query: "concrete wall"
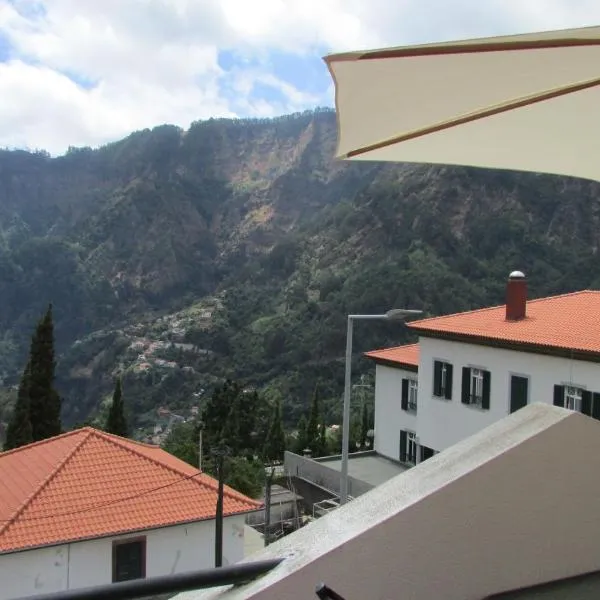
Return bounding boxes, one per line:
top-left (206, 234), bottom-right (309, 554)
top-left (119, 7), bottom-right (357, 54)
top-left (373, 364), bottom-right (418, 461)
top-left (417, 336), bottom-right (600, 451)
top-left (0, 516), bottom-right (246, 600)
top-left (283, 452), bottom-right (372, 498)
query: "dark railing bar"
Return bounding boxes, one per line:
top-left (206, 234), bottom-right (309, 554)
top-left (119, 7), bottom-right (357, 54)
top-left (315, 583), bottom-right (347, 600)
top-left (13, 559), bottom-right (284, 600)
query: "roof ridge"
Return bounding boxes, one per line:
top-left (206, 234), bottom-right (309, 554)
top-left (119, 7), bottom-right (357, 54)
top-left (0, 427), bottom-right (89, 458)
top-left (89, 427), bottom-right (166, 450)
top-left (0, 429), bottom-right (93, 539)
top-left (408, 289), bottom-right (595, 327)
top-left (88, 429), bottom-right (258, 507)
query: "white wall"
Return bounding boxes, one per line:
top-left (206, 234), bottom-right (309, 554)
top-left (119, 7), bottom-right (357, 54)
top-left (0, 515), bottom-right (246, 600)
top-left (373, 364), bottom-right (418, 461)
top-left (418, 336), bottom-right (600, 451)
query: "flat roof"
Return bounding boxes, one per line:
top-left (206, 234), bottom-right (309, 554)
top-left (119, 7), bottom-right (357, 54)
top-left (318, 453), bottom-right (410, 488)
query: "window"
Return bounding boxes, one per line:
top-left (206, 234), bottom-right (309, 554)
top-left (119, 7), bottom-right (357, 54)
top-left (554, 384), bottom-right (595, 416)
top-left (564, 386), bottom-right (582, 411)
top-left (400, 430), bottom-right (417, 464)
top-left (470, 368), bottom-right (484, 404)
top-left (113, 538), bottom-right (146, 583)
top-left (433, 361), bottom-right (453, 399)
top-left (408, 380), bottom-right (418, 412)
top-left (401, 378), bottom-right (418, 412)
top-left (461, 367), bottom-right (491, 409)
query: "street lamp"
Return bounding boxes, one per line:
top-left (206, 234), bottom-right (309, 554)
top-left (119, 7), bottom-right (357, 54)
top-left (340, 308), bottom-right (422, 505)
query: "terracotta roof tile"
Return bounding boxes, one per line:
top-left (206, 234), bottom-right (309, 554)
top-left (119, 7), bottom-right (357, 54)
top-left (407, 290), bottom-right (600, 353)
top-left (364, 343), bottom-right (420, 368)
top-left (0, 428), bottom-right (261, 553)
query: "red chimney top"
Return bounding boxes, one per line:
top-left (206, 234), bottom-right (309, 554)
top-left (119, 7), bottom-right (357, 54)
top-left (506, 271), bottom-right (527, 321)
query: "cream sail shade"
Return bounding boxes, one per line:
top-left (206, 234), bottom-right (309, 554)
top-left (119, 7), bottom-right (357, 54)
top-left (325, 25), bottom-right (600, 182)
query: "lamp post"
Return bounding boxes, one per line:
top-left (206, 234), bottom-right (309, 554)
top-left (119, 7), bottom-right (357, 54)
top-left (340, 309), bottom-right (422, 505)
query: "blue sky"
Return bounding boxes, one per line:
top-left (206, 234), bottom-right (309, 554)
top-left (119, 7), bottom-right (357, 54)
top-left (1, 0), bottom-right (600, 155)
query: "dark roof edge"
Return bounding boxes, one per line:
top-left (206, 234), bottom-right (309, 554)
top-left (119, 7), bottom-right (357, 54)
top-left (365, 356), bottom-right (419, 372)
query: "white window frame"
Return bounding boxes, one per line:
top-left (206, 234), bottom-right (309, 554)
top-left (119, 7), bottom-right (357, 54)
top-left (408, 379), bottom-right (418, 412)
top-left (470, 368), bottom-right (484, 406)
top-left (406, 431), bottom-right (417, 465)
top-left (564, 385), bottom-right (583, 412)
top-left (440, 363), bottom-right (448, 395)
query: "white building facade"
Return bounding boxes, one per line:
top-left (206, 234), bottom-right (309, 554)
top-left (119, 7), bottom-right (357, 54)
top-left (367, 273), bottom-right (600, 464)
top-left (0, 516), bottom-right (246, 600)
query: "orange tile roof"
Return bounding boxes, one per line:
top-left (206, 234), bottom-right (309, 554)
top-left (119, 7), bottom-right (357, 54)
top-left (407, 290), bottom-right (600, 354)
top-left (364, 343), bottom-right (420, 368)
top-left (0, 428), bottom-right (261, 553)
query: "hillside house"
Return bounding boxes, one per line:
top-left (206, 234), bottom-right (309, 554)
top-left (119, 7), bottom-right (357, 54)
top-left (0, 428), bottom-right (261, 600)
top-left (367, 271), bottom-right (600, 465)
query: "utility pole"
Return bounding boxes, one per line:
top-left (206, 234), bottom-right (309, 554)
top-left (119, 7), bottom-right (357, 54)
top-left (264, 466), bottom-right (275, 547)
top-left (212, 443), bottom-right (231, 568)
top-left (198, 421), bottom-right (203, 470)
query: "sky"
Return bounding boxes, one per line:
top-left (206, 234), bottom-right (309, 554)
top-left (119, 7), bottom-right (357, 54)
top-left (1, 0), bottom-right (600, 155)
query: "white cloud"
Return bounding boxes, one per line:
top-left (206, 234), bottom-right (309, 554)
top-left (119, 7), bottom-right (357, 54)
top-left (1, 0), bottom-right (600, 154)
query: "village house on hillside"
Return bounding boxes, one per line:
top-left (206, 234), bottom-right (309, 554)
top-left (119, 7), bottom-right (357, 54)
top-left (285, 271), bottom-right (600, 506)
top-left (0, 428), bottom-right (261, 600)
top-left (367, 271), bottom-right (600, 466)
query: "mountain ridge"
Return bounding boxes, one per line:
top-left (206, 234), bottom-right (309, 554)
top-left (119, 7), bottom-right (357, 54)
top-left (1, 107), bottom-right (600, 434)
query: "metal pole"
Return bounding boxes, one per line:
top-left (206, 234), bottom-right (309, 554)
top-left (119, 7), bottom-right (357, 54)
top-left (198, 427), bottom-right (203, 470)
top-left (340, 316), bottom-right (353, 505)
top-left (215, 452), bottom-right (224, 567)
top-left (264, 466), bottom-right (274, 547)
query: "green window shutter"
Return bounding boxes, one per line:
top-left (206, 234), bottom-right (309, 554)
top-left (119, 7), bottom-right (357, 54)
top-left (581, 390), bottom-right (592, 416)
top-left (401, 379), bottom-right (409, 411)
top-left (592, 393), bottom-right (600, 420)
top-left (433, 361), bottom-right (442, 396)
top-left (510, 376), bottom-right (528, 413)
top-left (553, 385), bottom-right (564, 407)
top-left (482, 370), bottom-right (491, 410)
top-left (461, 367), bottom-right (471, 404)
top-left (445, 364), bottom-right (453, 400)
top-left (399, 430), bottom-right (407, 462)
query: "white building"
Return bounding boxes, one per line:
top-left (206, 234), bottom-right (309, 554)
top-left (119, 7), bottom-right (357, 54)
top-left (0, 427), bottom-right (261, 600)
top-left (366, 271), bottom-right (600, 464)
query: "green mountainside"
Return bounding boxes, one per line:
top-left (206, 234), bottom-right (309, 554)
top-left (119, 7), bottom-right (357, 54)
top-left (1, 108), bottom-right (600, 436)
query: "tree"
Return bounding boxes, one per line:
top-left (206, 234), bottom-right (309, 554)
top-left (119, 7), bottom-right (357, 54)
top-left (163, 422), bottom-right (199, 467)
top-left (105, 378), bottom-right (128, 437)
top-left (263, 399), bottom-right (286, 463)
top-left (319, 422), bottom-right (328, 456)
top-left (294, 415), bottom-right (308, 454)
top-left (28, 304), bottom-right (61, 441)
top-left (306, 385), bottom-right (320, 453)
top-left (360, 403), bottom-right (369, 448)
top-left (224, 457), bottom-right (264, 498)
top-left (4, 364), bottom-right (33, 450)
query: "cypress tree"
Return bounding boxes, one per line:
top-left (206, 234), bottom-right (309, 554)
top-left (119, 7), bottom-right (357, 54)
top-left (105, 377), bottom-right (128, 437)
top-left (294, 415), bottom-right (308, 454)
top-left (4, 363), bottom-right (33, 450)
top-left (306, 384), bottom-right (320, 452)
top-left (263, 399), bottom-right (286, 463)
top-left (27, 304), bottom-right (62, 441)
top-left (319, 421), bottom-right (328, 456)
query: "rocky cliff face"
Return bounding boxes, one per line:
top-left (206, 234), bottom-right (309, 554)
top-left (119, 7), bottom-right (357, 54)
top-left (1, 108), bottom-right (600, 432)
